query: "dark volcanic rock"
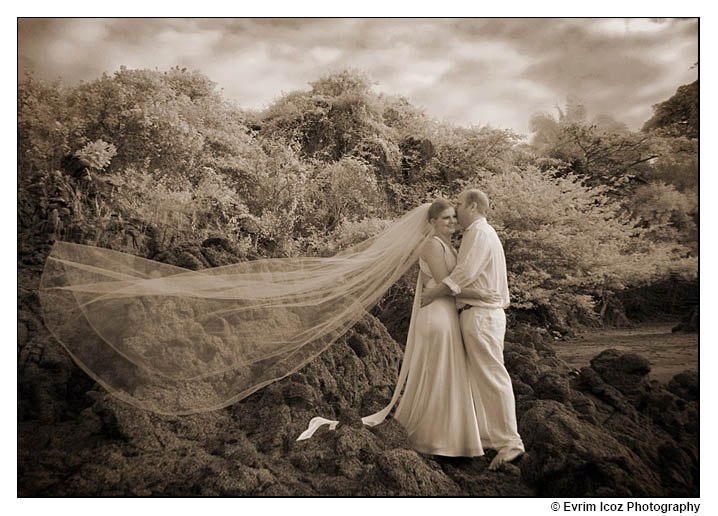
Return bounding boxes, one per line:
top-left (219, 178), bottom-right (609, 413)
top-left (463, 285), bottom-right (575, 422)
top-left (590, 349), bottom-right (651, 395)
top-left (667, 370), bottom-right (699, 402)
top-left (534, 371), bottom-right (571, 402)
top-left (200, 237), bottom-right (244, 267)
top-left (520, 399), bottom-right (662, 496)
top-left (18, 234), bottom-right (699, 497)
top-left (567, 392), bottom-right (598, 423)
top-left (673, 306), bottom-right (698, 333)
top-left (364, 449), bottom-right (463, 496)
top-left (153, 246), bottom-right (209, 270)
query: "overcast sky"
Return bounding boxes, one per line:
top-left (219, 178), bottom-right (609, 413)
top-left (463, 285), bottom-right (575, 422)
top-left (18, 18), bottom-right (698, 136)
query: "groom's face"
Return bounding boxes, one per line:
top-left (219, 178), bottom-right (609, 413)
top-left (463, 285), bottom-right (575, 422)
top-left (455, 193), bottom-right (470, 229)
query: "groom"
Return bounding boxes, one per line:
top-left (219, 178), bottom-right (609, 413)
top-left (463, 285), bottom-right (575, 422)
top-left (422, 189), bottom-right (525, 470)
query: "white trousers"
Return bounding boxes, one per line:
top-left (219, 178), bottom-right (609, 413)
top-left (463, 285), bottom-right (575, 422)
top-left (460, 307), bottom-right (524, 451)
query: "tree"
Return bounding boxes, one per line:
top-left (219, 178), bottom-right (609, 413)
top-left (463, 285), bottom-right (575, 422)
top-left (459, 167), bottom-right (696, 326)
top-left (529, 111), bottom-right (561, 153)
top-left (642, 80), bottom-right (698, 139)
top-left (625, 182), bottom-right (697, 254)
top-left (258, 69), bottom-right (401, 173)
top-left (18, 74), bottom-right (73, 174)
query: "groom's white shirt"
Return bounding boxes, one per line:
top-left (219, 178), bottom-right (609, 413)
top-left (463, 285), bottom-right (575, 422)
top-left (442, 217), bottom-right (510, 309)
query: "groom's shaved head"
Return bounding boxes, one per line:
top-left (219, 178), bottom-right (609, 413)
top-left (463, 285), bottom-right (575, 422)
top-left (462, 189), bottom-right (489, 215)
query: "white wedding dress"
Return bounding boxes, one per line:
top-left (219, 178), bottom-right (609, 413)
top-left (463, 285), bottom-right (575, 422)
top-left (296, 234), bottom-right (484, 457)
top-left (392, 236), bottom-right (484, 456)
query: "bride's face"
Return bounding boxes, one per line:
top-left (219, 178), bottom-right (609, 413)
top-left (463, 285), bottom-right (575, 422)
top-left (431, 207), bottom-right (457, 238)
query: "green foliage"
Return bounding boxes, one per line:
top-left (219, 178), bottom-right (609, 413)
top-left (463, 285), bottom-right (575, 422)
top-left (627, 182), bottom-right (698, 251)
top-left (426, 125), bottom-right (523, 186)
top-left (531, 117), bottom-right (658, 186)
top-left (18, 169), bottom-right (79, 233)
top-left (642, 136), bottom-right (698, 190)
top-left (461, 166), bottom-right (696, 326)
top-left (527, 94), bottom-right (698, 296)
top-left (74, 139), bottom-right (117, 171)
top-left (258, 69), bottom-right (403, 178)
top-left (465, 170), bottom-right (630, 305)
top-left (325, 217), bottom-right (392, 253)
top-left (309, 157), bottom-right (387, 231)
top-left (104, 167), bottom-right (256, 256)
top-left (18, 67), bottom-right (698, 330)
top-left (530, 92), bottom-right (698, 192)
top-left (19, 66), bottom-right (255, 182)
top-left (18, 166), bottom-right (120, 248)
top-left (18, 74), bottom-right (72, 174)
top-left (642, 80), bottom-right (698, 139)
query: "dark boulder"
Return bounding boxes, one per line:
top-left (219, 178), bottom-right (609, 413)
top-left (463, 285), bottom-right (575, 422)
top-left (519, 399), bottom-right (662, 496)
top-left (590, 349), bottom-right (651, 395)
top-left (672, 306), bottom-right (698, 333)
top-left (667, 370), bottom-right (699, 402)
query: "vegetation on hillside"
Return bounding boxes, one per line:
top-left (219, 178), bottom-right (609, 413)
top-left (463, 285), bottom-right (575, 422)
top-left (17, 67), bottom-right (698, 329)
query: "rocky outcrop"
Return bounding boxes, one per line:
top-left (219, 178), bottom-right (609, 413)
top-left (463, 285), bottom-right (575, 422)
top-left (673, 306), bottom-right (698, 333)
top-left (18, 238), bottom-right (699, 496)
top-left (507, 345), bottom-right (698, 497)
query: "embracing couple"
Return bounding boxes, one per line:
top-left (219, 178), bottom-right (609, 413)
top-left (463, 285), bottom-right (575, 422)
top-left (300, 189), bottom-right (524, 470)
top-left (40, 183), bottom-right (523, 467)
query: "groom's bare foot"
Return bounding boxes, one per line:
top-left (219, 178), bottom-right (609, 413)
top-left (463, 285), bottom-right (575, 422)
top-left (488, 447), bottom-right (524, 471)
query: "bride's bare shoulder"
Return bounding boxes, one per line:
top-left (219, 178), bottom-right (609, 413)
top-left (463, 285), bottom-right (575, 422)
top-left (420, 237), bottom-right (444, 261)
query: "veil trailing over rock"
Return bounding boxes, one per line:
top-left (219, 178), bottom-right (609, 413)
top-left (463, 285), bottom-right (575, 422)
top-left (39, 203), bottom-right (434, 415)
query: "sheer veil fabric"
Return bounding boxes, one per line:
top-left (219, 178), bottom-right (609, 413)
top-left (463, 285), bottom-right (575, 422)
top-left (39, 204), bottom-right (434, 415)
top-left (296, 272), bottom-right (423, 440)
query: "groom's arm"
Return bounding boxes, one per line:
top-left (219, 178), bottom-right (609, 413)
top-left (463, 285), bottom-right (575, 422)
top-left (457, 284), bottom-right (502, 304)
top-left (442, 226), bottom-right (490, 295)
top-left (421, 227), bottom-right (492, 306)
top-left (421, 283), bottom-right (500, 307)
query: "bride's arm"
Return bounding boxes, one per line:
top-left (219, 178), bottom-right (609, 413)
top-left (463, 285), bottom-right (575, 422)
top-left (421, 239), bottom-right (500, 305)
top-left (420, 239), bottom-right (452, 293)
top-left (456, 285), bottom-right (501, 304)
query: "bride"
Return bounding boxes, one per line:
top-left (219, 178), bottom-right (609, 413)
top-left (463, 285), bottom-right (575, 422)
top-left (40, 200), bottom-right (496, 456)
top-left (298, 200), bottom-right (499, 456)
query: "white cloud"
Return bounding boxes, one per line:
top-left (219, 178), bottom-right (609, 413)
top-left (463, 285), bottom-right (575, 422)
top-left (154, 28), bottom-right (224, 57)
top-left (17, 18), bottom-right (698, 133)
top-left (309, 46), bottom-right (342, 65)
top-left (590, 18), bottom-right (669, 36)
top-left (59, 18), bottom-right (112, 44)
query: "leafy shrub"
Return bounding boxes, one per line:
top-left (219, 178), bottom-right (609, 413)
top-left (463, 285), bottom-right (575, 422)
top-left (17, 67), bottom-right (698, 330)
top-left (74, 139), bottom-right (117, 171)
top-left (628, 182), bottom-right (698, 251)
top-left (458, 166), bottom-right (696, 325)
top-left (18, 74), bottom-right (73, 174)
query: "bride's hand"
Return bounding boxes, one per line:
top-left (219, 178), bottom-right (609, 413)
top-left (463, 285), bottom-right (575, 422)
top-left (421, 289), bottom-right (438, 307)
top-left (479, 289), bottom-right (501, 304)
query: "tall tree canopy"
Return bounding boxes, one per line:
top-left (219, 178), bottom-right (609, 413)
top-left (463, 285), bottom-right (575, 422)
top-left (642, 80), bottom-right (698, 139)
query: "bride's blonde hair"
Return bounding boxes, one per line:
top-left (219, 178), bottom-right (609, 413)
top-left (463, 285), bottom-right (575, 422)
top-left (427, 199), bottom-right (453, 222)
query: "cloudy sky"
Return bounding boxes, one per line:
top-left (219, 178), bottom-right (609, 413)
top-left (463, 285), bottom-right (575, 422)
top-left (18, 18), bottom-right (698, 135)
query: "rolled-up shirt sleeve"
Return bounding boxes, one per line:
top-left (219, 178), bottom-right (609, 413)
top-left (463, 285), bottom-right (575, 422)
top-left (442, 226), bottom-right (490, 294)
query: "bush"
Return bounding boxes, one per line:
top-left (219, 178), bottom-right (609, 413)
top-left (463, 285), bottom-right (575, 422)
top-left (627, 182), bottom-right (698, 252)
top-left (458, 166), bottom-right (696, 325)
top-left (18, 67), bottom-right (698, 331)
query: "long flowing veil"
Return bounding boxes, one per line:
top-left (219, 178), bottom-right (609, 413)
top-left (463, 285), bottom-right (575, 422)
top-left (39, 203), bottom-right (434, 415)
top-left (296, 272), bottom-right (423, 440)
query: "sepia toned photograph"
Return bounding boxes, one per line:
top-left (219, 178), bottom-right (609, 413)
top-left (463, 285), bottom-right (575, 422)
top-left (17, 17), bottom-right (699, 499)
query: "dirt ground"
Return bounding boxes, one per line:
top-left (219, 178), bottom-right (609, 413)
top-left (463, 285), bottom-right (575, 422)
top-left (552, 322), bottom-right (699, 383)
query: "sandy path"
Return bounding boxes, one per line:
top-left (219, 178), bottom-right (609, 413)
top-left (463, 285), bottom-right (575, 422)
top-left (552, 322), bottom-right (699, 383)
